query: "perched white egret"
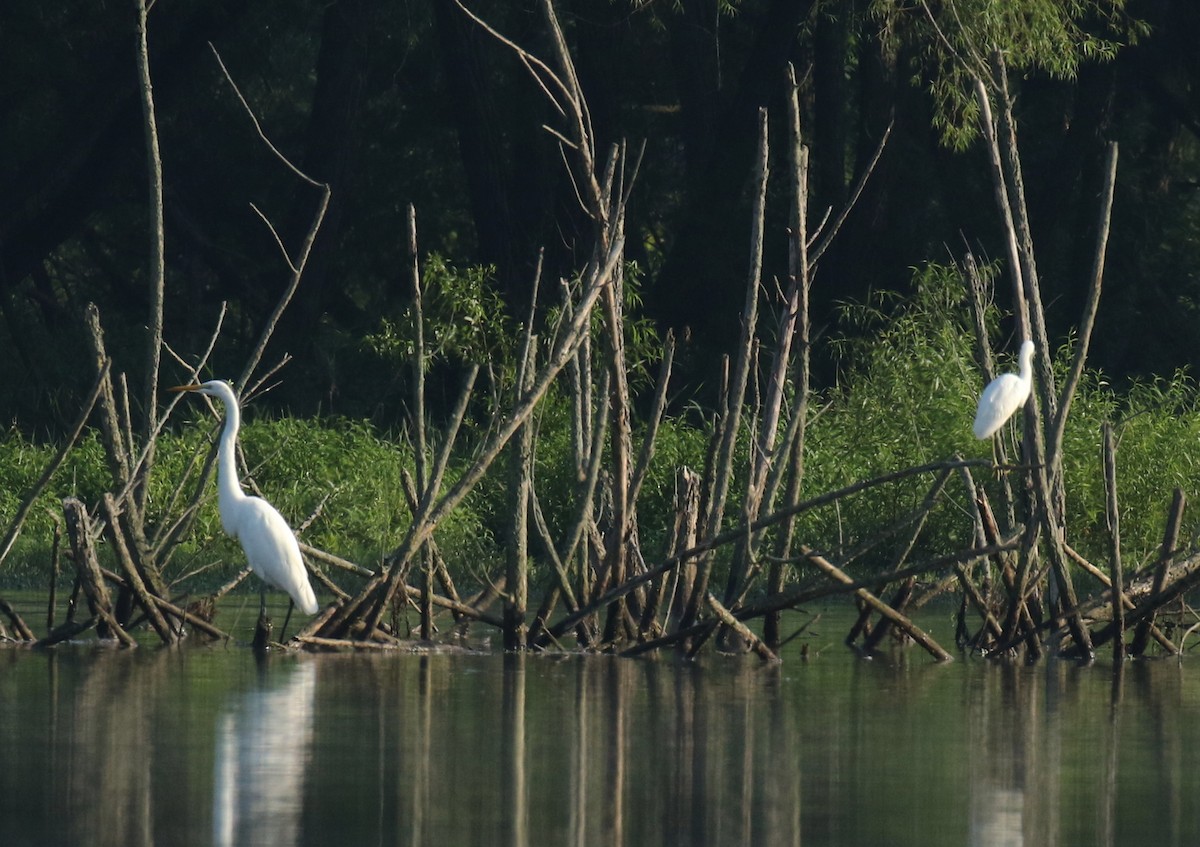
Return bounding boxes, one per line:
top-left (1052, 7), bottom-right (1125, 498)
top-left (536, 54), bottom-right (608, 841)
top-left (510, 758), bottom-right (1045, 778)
top-left (973, 340), bottom-right (1035, 440)
top-left (171, 380), bottom-right (319, 634)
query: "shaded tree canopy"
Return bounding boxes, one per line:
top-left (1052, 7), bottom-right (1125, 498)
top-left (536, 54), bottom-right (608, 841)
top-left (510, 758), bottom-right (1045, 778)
top-left (1, 0), bottom-right (1198, 432)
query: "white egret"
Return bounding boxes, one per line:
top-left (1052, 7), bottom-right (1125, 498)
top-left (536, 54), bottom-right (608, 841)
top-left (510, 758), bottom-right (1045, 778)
top-left (973, 340), bottom-right (1035, 440)
top-left (171, 380), bottom-right (319, 638)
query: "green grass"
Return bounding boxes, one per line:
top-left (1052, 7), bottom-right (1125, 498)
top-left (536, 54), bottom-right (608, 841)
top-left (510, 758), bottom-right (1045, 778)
top-left (4, 263), bottom-right (1200, 597)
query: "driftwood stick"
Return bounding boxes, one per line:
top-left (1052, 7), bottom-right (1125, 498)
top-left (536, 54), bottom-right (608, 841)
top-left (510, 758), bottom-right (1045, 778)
top-left (0, 598), bottom-right (36, 642)
top-left (315, 575), bottom-right (385, 639)
top-left (527, 488), bottom-right (590, 648)
top-left (360, 363), bottom-right (479, 634)
top-left (1077, 547), bottom-right (1200, 654)
top-left (704, 593), bottom-right (779, 663)
top-left (800, 547), bottom-right (953, 662)
top-left (36, 617), bottom-right (100, 648)
top-left (296, 635), bottom-right (428, 652)
top-left (856, 467), bottom-right (954, 651)
top-left (598, 264), bottom-right (633, 643)
top-left (402, 583), bottom-right (504, 629)
top-left (209, 43), bottom-right (330, 392)
top-left (298, 541), bottom-right (376, 578)
top-left (647, 467), bottom-right (700, 636)
top-left (1062, 544), bottom-right (1177, 654)
top-left (671, 468), bottom-right (703, 623)
top-left (862, 578), bottom-right (917, 651)
top-left (309, 564), bottom-right (350, 602)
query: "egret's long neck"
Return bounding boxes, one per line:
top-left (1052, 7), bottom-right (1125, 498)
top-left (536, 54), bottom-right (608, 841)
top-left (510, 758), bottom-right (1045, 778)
top-left (1020, 345), bottom-right (1034, 385)
top-left (216, 396), bottom-right (247, 511)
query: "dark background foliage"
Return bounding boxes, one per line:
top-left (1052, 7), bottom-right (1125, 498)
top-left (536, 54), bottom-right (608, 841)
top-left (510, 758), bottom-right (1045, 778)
top-left (2, 0), bottom-right (1198, 434)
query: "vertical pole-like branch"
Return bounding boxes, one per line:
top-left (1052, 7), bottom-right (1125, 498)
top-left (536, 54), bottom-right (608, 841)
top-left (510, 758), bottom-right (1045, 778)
top-left (506, 341), bottom-right (536, 650)
top-left (600, 264), bottom-right (632, 642)
top-left (765, 64), bottom-right (811, 647)
top-left (663, 467), bottom-right (702, 633)
top-left (975, 70), bottom-right (1092, 657)
top-left (409, 204), bottom-right (428, 496)
top-left (991, 59), bottom-right (1052, 397)
top-left (134, 0), bottom-right (165, 520)
top-left (973, 77), bottom-right (1029, 338)
top-left (409, 205), bottom-right (433, 643)
top-left (1050, 142), bottom-right (1119, 477)
top-left (717, 107), bottom-right (769, 605)
top-left (1102, 423), bottom-right (1124, 662)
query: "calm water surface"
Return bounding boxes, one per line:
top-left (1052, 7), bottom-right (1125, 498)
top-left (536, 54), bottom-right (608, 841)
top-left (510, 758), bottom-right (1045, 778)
top-left (2, 606), bottom-right (1199, 846)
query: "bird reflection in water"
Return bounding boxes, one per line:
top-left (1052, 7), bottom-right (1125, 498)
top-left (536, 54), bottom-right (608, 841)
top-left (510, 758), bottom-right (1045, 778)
top-left (213, 660), bottom-right (317, 847)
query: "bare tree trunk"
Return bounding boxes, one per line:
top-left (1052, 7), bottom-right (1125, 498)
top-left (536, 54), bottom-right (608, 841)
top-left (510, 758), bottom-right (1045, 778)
top-left (505, 341), bottom-right (536, 650)
top-left (133, 0), bottom-right (165, 522)
top-left (62, 497), bottom-right (137, 647)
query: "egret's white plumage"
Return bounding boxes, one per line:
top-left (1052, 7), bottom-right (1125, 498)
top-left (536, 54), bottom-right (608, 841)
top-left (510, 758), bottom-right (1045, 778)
top-left (973, 340), bottom-right (1035, 440)
top-left (172, 380), bottom-right (319, 616)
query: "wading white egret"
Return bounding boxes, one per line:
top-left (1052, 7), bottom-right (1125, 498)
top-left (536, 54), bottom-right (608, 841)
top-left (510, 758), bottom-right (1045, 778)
top-left (171, 380), bottom-right (319, 637)
top-left (973, 340), bottom-right (1035, 440)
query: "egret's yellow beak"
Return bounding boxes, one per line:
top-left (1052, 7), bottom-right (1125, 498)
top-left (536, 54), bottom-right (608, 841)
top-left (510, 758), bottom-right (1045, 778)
top-left (169, 383), bottom-right (202, 393)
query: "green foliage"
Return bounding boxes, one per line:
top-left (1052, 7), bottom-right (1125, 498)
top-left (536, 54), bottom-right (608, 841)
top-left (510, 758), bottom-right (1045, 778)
top-left (1059, 371), bottom-right (1200, 567)
top-left (614, 262), bottom-right (665, 392)
top-left (8, 260), bottom-right (1200, 592)
top-left (800, 261), bottom-right (1200, 571)
top-left (801, 264), bottom-right (984, 559)
top-left (873, 0), bottom-right (1146, 149)
top-left (365, 254), bottom-right (516, 371)
top-left (0, 417), bottom-right (501, 591)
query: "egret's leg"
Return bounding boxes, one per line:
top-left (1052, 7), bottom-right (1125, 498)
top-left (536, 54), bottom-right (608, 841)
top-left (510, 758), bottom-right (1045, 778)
top-left (279, 599), bottom-right (296, 642)
top-left (252, 585), bottom-right (273, 653)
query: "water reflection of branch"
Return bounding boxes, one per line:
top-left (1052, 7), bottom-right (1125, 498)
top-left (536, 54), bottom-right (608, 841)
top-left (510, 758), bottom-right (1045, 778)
top-left (503, 654), bottom-right (529, 847)
top-left (65, 651), bottom-right (172, 847)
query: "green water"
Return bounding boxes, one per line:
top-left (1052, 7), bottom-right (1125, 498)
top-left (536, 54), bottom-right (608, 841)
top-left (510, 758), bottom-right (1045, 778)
top-left (1, 607), bottom-right (1198, 846)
